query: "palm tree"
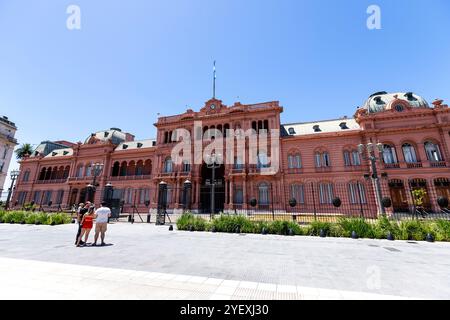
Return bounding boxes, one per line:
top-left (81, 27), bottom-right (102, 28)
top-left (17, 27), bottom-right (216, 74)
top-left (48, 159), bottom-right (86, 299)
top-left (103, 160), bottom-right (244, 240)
top-left (15, 143), bottom-right (33, 159)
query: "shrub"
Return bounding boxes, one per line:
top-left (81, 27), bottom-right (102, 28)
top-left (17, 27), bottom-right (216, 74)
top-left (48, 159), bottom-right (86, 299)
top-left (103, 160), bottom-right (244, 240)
top-left (11, 211), bottom-right (26, 223)
top-left (338, 218), bottom-right (375, 238)
top-left (176, 213), bottom-right (209, 231)
top-left (373, 215), bottom-right (401, 239)
top-left (0, 210), bottom-right (6, 222)
top-left (35, 212), bottom-right (50, 225)
top-left (308, 221), bottom-right (332, 236)
top-left (252, 221), bottom-right (271, 234)
top-left (268, 220), bottom-right (304, 235)
top-left (3, 212), bottom-right (15, 223)
top-left (398, 220), bottom-right (431, 241)
top-left (49, 213), bottom-right (72, 225)
top-left (211, 215), bottom-right (253, 233)
top-left (430, 220), bottom-right (450, 242)
top-left (24, 213), bottom-right (38, 224)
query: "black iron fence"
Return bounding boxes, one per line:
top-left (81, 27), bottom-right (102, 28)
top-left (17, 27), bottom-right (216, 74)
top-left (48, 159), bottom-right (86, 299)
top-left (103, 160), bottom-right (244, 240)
top-left (2, 180), bottom-right (450, 224)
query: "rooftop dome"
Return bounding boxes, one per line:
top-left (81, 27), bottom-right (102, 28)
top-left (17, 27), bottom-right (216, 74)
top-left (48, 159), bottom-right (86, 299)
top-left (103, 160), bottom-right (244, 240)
top-left (363, 92), bottom-right (429, 113)
top-left (84, 128), bottom-right (127, 145)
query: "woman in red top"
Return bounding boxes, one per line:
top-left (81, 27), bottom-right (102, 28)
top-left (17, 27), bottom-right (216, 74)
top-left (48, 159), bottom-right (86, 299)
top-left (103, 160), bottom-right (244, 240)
top-left (76, 206), bottom-right (95, 247)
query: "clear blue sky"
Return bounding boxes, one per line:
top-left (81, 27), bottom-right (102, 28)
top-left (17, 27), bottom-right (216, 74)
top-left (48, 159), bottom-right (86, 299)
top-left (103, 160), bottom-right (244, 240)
top-left (1, 0), bottom-right (450, 180)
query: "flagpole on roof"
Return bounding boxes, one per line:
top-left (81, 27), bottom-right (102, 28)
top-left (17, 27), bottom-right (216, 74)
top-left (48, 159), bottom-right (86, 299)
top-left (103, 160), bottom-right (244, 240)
top-left (213, 60), bottom-right (216, 99)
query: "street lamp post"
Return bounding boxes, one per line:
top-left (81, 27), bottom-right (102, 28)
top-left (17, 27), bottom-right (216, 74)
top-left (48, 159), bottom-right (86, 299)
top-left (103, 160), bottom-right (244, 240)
top-left (183, 179), bottom-right (192, 212)
top-left (5, 170), bottom-right (20, 210)
top-left (87, 163), bottom-right (104, 203)
top-left (358, 142), bottom-right (386, 215)
top-left (206, 153), bottom-right (222, 220)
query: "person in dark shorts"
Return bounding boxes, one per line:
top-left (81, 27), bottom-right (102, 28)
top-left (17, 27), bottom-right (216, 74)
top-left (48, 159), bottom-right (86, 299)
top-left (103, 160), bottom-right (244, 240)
top-left (75, 202), bottom-right (90, 245)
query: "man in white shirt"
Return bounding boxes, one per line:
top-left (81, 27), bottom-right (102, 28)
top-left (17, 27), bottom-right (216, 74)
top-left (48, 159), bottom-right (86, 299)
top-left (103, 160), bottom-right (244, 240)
top-left (93, 201), bottom-right (111, 246)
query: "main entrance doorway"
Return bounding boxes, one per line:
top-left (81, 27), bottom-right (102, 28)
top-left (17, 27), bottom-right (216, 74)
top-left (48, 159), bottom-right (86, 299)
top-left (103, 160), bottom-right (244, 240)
top-left (200, 164), bottom-right (225, 214)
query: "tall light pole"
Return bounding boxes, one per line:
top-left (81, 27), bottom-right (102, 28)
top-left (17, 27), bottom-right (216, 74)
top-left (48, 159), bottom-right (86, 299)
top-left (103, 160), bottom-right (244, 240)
top-left (87, 163), bottom-right (104, 203)
top-left (5, 170), bottom-right (20, 210)
top-left (358, 142), bottom-right (386, 215)
top-left (205, 153), bottom-right (222, 219)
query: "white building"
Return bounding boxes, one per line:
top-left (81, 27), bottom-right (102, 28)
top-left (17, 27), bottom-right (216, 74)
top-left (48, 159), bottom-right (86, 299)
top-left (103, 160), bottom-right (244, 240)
top-left (0, 116), bottom-right (18, 197)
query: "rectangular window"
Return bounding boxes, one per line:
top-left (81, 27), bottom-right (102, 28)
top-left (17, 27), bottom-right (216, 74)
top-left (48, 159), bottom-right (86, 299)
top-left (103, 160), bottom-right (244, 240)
top-left (290, 184), bottom-right (305, 204)
top-left (288, 155), bottom-right (294, 169)
top-left (319, 183), bottom-right (333, 204)
top-left (295, 155), bottom-right (302, 169)
top-left (322, 153), bottom-right (331, 167)
top-left (18, 192), bottom-right (27, 205)
top-left (56, 190), bottom-right (64, 204)
top-left (43, 191), bottom-right (53, 205)
top-left (344, 151), bottom-right (351, 166)
top-left (352, 151), bottom-right (361, 166)
top-left (139, 189), bottom-right (150, 204)
top-left (315, 153), bottom-right (322, 167)
top-left (348, 182), bottom-right (367, 204)
top-left (33, 191), bottom-right (42, 204)
top-left (125, 189), bottom-right (133, 204)
top-left (234, 188), bottom-right (243, 204)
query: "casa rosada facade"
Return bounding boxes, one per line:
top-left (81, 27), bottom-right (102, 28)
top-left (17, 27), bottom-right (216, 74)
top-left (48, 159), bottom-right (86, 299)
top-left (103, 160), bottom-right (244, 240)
top-left (11, 92), bottom-right (450, 215)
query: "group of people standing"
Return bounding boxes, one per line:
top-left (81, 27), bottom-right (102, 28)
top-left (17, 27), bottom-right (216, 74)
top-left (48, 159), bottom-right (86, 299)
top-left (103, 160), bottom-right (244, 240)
top-left (75, 201), bottom-right (111, 247)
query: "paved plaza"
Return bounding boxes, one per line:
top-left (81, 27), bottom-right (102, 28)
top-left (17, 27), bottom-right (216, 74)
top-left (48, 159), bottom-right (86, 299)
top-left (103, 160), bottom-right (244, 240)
top-left (0, 223), bottom-right (449, 299)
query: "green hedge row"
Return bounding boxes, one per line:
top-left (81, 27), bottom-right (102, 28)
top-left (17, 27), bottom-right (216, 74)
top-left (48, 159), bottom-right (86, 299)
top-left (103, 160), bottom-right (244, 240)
top-left (0, 210), bottom-right (72, 226)
top-left (177, 213), bottom-right (450, 242)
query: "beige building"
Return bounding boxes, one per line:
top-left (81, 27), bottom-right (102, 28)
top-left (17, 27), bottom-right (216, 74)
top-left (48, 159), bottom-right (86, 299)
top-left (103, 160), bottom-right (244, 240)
top-left (0, 116), bottom-right (18, 195)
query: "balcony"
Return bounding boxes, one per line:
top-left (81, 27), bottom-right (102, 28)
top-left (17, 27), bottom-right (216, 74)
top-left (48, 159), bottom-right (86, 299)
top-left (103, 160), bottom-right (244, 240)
top-left (383, 163), bottom-right (400, 169)
top-left (110, 175), bottom-right (152, 181)
top-left (178, 171), bottom-right (191, 177)
top-left (36, 179), bottom-right (68, 184)
top-left (315, 166), bottom-right (332, 173)
top-left (406, 162), bottom-right (423, 169)
top-left (287, 168), bottom-right (303, 174)
top-left (343, 165), bottom-right (367, 172)
top-left (429, 161), bottom-right (447, 168)
top-left (68, 176), bottom-right (92, 182)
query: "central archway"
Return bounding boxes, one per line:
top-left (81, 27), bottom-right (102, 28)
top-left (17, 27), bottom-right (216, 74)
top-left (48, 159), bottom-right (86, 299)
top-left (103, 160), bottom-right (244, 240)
top-left (200, 163), bottom-right (225, 214)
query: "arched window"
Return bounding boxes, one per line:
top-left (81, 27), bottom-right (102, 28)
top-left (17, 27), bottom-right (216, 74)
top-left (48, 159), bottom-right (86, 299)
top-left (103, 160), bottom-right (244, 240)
top-left (39, 168), bottom-right (46, 181)
top-left (127, 161), bottom-right (136, 176)
top-left (290, 184), bottom-right (305, 204)
top-left (164, 157), bottom-right (173, 173)
top-left (288, 154), bottom-right (302, 169)
top-left (424, 141), bottom-right (443, 162)
top-left (143, 160), bottom-right (152, 175)
top-left (45, 167), bottom-right (52, 180)
top-left (63, 166), bottom-right (70, 179)
top-left (23, 170), bottom-right (31, 182)
top-left (258, 183), bottom-right (270, 205)
top-left (315, 151), bottom-right (331, 167)
top-left (135, 161), bottom-right (144, 176)
top-left (402, 143), bottom-right (418, 163)
top-left (382, 144), bottom-right (398, 164)
top-left (119, 162), bottom-right (127, 176)
top-left (112, 162), bottom-right (120, 177)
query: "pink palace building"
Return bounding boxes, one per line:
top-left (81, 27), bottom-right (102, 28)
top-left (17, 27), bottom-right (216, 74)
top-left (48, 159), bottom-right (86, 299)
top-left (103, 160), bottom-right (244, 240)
top-left (11, 91), bottom-right (450, 217)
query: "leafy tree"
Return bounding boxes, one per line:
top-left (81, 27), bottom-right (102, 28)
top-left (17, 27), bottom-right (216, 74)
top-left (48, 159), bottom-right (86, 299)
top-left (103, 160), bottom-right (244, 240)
top-left (15, 143), bottom-right (33, 159)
